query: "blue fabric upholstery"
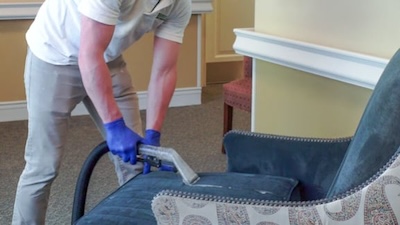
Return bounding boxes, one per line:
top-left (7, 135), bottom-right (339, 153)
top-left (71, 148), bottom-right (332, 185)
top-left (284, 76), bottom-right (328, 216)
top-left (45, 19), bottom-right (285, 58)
top-left (226, 49), bottom-right (400, 200)
top-left (224, 132), bottom-right (351, 200)
top-left (326, 49), bottom-right (400, 198)
top-left (76, 171), bottom-right (298, 225)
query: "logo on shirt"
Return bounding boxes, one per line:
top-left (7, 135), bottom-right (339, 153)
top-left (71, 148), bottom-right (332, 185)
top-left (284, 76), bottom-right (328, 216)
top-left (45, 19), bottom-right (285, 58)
top-left (156, 13), bottom-right (167, 21)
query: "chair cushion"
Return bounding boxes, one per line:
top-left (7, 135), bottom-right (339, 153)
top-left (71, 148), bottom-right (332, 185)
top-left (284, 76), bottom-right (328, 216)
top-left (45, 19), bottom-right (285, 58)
top-left (76, 171), bottom-right (298, 225)
top-left (223, 77), bottom-right (252, 111)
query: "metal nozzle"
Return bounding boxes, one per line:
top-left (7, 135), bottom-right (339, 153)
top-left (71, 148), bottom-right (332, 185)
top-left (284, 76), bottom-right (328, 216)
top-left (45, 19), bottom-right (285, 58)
top-left (138, 145), bottom-right (199, 185)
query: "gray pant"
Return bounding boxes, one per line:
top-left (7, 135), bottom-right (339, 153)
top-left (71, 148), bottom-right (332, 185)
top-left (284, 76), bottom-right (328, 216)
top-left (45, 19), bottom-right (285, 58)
top-left (12, 50), bottom-right (143, 225)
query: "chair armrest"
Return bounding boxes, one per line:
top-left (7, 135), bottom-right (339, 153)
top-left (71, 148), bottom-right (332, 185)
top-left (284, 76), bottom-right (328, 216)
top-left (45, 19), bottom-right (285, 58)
top-left (152, 152), bottom-right (400, 225)
top-left (224, 130), bottom-right (352, 200)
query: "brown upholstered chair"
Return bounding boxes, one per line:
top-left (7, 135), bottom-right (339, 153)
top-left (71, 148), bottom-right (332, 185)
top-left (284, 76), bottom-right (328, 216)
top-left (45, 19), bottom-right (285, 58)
top-left (222, 56), bottom-right (252, 153)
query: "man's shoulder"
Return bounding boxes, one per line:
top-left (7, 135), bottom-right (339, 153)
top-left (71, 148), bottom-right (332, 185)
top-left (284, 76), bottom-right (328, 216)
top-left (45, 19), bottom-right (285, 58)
top-left (174, 0), bottom-right (191, 12)
top-left (169, 0), bottom-right (191, 20)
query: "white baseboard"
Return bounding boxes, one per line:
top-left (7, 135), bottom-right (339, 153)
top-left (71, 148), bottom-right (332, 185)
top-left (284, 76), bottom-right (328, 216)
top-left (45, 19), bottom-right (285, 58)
top-left (0, 87), bottom-right (201, 122)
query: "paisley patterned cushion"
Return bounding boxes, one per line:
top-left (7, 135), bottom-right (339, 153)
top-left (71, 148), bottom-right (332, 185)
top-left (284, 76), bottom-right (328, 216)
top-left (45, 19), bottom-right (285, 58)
top-left (152, 154), bottom-right (400, 225)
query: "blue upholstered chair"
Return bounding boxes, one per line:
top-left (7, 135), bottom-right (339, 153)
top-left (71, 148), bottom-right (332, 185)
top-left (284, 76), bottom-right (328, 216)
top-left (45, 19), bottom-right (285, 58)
top-left (73, 49), bottom-right (400, 225)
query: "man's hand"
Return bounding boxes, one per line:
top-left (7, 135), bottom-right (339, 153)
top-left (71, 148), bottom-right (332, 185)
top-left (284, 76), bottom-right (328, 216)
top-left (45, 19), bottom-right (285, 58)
top-left (104, 118), bottom-right (143, 164)
top-left (140, 129), bottom-right (161, 174)
top-left (141, 129), bottom-right (161, 146)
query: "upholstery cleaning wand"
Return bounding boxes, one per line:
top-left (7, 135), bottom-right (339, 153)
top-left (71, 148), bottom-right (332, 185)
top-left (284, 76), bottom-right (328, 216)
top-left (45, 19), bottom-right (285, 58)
top-left (138, 144), bottom-right (200, 185)
top-left (72, 142), bottom-right (200, 223)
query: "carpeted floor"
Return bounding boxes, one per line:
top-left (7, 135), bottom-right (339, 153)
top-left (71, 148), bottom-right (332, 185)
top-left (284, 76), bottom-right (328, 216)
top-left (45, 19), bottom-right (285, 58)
top-left (0, 84), bottom-right (251, 225)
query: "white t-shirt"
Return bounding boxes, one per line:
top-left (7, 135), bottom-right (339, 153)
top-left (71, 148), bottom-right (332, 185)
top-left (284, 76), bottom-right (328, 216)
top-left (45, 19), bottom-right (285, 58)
top-left (26, 0), bottom-right (191, 65)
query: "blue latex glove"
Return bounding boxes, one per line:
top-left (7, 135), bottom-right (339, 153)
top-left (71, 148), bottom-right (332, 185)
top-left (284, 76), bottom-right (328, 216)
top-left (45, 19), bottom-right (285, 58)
top-left (104, 118), bottom-right (143, 165)
top-left (140, 129), bottom-right (161, 174)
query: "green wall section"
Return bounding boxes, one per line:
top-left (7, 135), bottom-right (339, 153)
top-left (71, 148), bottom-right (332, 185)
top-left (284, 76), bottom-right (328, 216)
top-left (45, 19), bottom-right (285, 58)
top-left (253, 60), bottom-right (372, 138)
top-left (251, 0), bottom-right (398, 137)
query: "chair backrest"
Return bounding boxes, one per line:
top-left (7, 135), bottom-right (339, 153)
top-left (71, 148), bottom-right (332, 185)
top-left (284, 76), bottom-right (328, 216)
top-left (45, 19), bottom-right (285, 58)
top-left (327, 49), bottom-right (400, 198)
top-left (243, 56), bottom-right (253, 78)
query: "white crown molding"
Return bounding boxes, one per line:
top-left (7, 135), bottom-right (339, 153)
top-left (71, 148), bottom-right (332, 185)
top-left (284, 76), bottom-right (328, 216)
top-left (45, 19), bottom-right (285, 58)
top-left (233, 28), bottom-right (389, 89)
top-left (0, 1), bottom-right (212, 20)
top-left (0, 87), bottom-right (201, 122)
top-left (0, 2), bottom-right (40, 20)
top-left (192, 0), bottom-right (213, 14)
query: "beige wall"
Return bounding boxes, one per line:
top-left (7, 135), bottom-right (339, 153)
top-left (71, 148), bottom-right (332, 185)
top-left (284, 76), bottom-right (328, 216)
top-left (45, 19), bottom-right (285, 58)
top-left (0, 19), bottom-right (30, 101)
top-left (250, 0), bottom-right (397, 137)
top-left (0, 16), bottom-right (199, 102)
top-left (254, 0), bottom-right (400, 58)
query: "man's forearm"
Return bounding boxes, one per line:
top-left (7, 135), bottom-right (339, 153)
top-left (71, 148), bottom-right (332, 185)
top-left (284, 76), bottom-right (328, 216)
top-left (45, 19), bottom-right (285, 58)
top-left (79, 57), bottom-right (122, 123)
top-left (146, 69), bottom-right (177, 131)
top-left (146, 36), bottom-right (181, 131)
top-left (78, 15), bottom-right (121, 124)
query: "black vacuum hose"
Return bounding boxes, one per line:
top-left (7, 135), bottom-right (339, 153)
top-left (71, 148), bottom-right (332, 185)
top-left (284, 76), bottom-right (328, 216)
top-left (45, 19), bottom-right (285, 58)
top-left (71, 141), bottom-right (109, 225)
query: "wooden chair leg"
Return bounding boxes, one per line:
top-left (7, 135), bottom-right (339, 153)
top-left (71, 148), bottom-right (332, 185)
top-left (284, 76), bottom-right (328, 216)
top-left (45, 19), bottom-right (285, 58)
top-left (222, 103), bottom-right (233, 154)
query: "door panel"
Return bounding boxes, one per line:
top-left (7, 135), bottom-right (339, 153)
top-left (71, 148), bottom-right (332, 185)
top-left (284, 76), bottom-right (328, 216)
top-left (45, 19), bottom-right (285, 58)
top-left (205, 0), bottom-right (255, 63)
